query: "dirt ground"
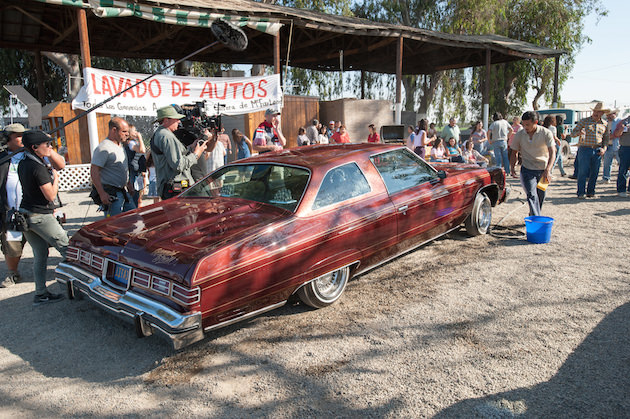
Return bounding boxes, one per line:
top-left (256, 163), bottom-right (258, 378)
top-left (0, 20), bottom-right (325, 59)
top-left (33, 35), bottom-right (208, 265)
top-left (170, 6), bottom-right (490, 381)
top-left (0, 166), bottom-right (629, 418)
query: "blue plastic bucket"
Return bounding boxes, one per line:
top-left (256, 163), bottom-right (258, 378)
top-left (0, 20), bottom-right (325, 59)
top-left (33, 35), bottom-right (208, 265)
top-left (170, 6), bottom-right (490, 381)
top-left (524, 216), bottom-right (554, 244)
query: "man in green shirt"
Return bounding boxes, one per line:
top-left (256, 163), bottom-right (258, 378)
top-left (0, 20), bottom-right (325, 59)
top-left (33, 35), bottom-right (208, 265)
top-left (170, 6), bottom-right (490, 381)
top-left (151, 105), bottom-right (207, 199)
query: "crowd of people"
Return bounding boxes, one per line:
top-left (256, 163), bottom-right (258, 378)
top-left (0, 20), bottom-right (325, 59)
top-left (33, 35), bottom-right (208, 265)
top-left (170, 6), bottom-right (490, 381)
top-left (1, 101), bottom-right (628, 304)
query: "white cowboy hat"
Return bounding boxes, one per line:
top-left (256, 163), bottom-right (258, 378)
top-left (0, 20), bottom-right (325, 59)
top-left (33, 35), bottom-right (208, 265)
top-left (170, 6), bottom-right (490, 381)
top-left (590, 102), bottom-right (611, 113)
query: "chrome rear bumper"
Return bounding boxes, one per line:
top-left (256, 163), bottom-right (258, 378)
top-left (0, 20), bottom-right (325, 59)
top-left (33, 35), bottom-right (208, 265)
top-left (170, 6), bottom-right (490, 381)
top-left (55, 262), bottom-right (204, 350)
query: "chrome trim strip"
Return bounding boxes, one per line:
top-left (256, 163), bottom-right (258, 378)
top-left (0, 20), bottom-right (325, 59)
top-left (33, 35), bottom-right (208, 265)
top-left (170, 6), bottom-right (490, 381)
top-left (204, 301), bottom-right (286, 333)
top-left (55, 262), bottom-right (204, 350)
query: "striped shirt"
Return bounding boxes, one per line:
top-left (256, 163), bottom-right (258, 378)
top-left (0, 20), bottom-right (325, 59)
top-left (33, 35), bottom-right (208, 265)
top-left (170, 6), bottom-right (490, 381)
top-left (571, 116), bottom-right (609, 147)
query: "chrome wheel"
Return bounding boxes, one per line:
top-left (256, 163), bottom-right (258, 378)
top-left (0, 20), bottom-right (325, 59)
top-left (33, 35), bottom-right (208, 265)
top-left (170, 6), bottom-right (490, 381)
top-left (465, 192), bottom-right (492, 236)
top-left (297, 266), bottom-right (350, 308)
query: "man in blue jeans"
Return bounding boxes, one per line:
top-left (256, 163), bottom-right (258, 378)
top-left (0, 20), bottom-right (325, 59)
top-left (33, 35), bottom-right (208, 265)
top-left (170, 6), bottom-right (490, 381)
top-left (601, 109), bottom-right (620, 183)
top-left (613, 116), bottom-right (630, 197)
top-left (509, 111), bottom-right (555, 216)
top-left (488, 112), bottom-right (513, 175)
top-left (90, 117), bottom-right (136, 217)
top-left (571, 102), bottom-right (610, 199)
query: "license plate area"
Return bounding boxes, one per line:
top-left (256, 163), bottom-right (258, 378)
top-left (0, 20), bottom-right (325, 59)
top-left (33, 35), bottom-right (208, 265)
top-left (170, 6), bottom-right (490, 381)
top-left (103, 260), bottom-right (132, 291)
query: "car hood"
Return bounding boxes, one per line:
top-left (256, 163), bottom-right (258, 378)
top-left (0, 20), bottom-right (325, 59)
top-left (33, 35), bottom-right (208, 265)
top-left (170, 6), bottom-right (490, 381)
top-left (73, 197), bottom-right (291, 283)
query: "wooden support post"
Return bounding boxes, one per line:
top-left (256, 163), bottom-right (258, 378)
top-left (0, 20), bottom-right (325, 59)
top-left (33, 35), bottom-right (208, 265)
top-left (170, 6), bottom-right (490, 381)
top-left (77, 9), bottom-right (91, 68)
top-left (77, 8), bottom-right (99, 154)
top-left (483, 49), bottom-right (491, 130)
top-left (361, 70), bottom-right (365, 99)
top-left (395, 36), bottom-right (403, 124)
top-left (34, 50), bottom-right (45, 104)
top-left (552, 56), bottom-right (560, 108)
top-left (274, 32), bottom-right (281, 75)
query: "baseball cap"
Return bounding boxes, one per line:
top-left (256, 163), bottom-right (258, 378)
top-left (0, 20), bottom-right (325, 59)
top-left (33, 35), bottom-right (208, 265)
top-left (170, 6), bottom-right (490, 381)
top-left (265, 108), bottom-right (281, 116)
top-left (22, 130), bottom-right (51, 148)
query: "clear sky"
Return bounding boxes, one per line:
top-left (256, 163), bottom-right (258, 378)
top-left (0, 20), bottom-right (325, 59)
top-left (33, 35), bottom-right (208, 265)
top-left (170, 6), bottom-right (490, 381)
top-left (536, 0), bottom-right (630, 111)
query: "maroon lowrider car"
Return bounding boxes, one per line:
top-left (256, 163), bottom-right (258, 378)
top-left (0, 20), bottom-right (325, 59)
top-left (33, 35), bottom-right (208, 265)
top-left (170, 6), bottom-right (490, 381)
top-left (56, 144), bottom-right (507, 349)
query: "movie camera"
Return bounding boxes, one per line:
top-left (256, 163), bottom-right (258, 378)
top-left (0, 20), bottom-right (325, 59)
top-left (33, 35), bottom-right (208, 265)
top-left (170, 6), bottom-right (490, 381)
top-left (173, 101), bottom-right (225, 147)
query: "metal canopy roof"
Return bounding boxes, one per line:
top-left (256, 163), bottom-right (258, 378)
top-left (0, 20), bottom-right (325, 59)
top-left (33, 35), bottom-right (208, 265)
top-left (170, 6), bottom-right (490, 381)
top-left (0, 0), bottom-right (563, 75)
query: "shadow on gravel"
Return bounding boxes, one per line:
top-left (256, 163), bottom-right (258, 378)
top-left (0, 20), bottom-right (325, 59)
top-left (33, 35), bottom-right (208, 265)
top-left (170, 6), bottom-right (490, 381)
top-left (435, 300), bottom-right (630, 418)
top-left (0, 280), bottom-right (171, 382)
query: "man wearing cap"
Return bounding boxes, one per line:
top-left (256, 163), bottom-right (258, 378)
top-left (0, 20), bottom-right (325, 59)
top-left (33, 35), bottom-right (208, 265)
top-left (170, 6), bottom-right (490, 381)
top-left (601, 109), bottom-right (621, 183)
top-left (253, 109), bottom-right (286, 153)
top-left (90, 117), bottom-right (136, 217)
top-left (19, 130), bottom-right (68, 304)
top-left (151, 105), bottom-right (207, 199)
top-left (326, 121), bottom-right (335, 139)
top-left (0, 124), bottom-right (64, 288)
top-left (571, 102), bottom-right (611, 198)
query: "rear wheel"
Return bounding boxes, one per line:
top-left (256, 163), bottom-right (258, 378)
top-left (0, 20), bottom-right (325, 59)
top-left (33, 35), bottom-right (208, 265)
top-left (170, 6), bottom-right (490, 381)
top-left (297, 266), bottom-right (350, 308)
top-left (465, 192), bottom-right (492, 236)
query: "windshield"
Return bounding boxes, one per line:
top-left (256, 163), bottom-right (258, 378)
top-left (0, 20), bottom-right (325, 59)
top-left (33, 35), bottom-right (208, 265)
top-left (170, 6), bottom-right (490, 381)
top-left (180, 164), bottom-right (310, 212)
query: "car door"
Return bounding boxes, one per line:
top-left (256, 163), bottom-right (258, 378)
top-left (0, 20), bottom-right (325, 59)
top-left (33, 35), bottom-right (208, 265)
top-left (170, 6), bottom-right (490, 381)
top-left (369, 148), bottom-right (458, 252)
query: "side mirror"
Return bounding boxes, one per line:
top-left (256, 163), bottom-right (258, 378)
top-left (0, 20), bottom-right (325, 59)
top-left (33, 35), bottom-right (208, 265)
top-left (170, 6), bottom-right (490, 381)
top-left (437, 170), bottom-right (447, 179)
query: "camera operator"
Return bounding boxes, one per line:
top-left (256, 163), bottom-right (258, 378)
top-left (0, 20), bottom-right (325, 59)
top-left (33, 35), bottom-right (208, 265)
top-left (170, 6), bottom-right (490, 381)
top-left (18, 131), bottom-right (68, 305)
top-left (151, 105), bottom-right (208, 199)
top-left (1, 124), bottom-right (64, 288)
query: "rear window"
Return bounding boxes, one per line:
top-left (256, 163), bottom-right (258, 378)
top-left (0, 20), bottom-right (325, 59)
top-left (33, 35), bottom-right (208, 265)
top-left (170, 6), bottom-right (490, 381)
top-left (313, 163), bottom-right (371, 209)
top-left (181, 164), bottom-right (310, 212)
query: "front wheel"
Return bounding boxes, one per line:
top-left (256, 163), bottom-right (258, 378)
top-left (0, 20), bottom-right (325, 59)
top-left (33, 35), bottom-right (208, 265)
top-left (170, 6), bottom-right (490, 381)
top-left (465, 192), bottom-right (492, 236)
top-left (297, 266), bottom-right (350, 308)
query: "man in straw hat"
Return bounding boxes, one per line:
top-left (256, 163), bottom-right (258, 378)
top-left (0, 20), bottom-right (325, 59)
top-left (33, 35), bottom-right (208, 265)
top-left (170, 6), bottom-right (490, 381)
top-left (151, 105), bottom-right (207, 199)
top-left (570, 102), bottom-right (611, 199)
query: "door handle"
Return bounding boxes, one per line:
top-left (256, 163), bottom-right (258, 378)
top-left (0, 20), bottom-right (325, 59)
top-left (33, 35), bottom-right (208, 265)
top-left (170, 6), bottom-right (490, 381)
top-left (398, 205), bottom-right (408, 213)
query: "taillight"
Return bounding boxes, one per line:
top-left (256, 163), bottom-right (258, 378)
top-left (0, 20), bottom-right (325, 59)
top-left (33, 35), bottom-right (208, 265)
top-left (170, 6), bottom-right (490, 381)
top-left (91, 255), bottom-right (104, 271)
top-left (151, 276), bottom-right (171, 296)
top-left (79, 249), bottom-right (91, 265)
top-left (66, 246), bottom-right (79, 261)
top-left (172, 283), bottom-right (201, 305)
top-left (132, 270), bottom-right (151, 287)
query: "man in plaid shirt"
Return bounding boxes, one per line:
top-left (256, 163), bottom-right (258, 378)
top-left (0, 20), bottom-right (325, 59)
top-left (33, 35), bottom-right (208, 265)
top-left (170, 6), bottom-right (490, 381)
top-left (571, 102), bottom-right (611, 198)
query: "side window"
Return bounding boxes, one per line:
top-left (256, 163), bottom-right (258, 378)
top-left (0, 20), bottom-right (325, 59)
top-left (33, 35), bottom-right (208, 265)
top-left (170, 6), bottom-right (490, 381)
top-left (313, 163), bottom-right (371, 210)
top-left (370, 148), bottom-right (436, 195)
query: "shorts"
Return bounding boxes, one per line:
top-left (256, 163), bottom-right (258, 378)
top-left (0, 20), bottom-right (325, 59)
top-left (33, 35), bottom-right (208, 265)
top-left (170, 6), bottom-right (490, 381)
top-left (1, 230), bottom-right (27, 258)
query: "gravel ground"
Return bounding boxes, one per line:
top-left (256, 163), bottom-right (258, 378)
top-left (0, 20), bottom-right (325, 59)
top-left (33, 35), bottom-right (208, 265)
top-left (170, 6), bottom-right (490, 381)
top-left (0, 167), bottom-right (629, 418)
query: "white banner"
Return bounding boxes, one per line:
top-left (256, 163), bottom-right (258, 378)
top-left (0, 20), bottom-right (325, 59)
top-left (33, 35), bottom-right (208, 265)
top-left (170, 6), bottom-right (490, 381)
top-left (72, 68), bottom-right (283, 117)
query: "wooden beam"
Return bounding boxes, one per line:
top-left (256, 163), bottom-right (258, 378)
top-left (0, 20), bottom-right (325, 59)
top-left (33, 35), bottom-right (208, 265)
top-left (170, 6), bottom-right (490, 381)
top-left (53, 20), bottom-right (78, 46)
top-left (274, 31), bottom-right (281, 74)
top-left (77, 8), bottom-right (91, 68)
top-left (291, 37), bottom-right (395, 65)
top-left (130, 26), bottom-right (183, 52)
top-left (9, 5), bottom-right (62, 37)
top-left (396, 36), bottom-right (402, 105)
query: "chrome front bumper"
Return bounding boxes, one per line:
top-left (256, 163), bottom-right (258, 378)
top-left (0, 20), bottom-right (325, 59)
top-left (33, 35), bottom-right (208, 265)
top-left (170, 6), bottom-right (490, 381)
top-left (55, 262), bottom-right (204, 350)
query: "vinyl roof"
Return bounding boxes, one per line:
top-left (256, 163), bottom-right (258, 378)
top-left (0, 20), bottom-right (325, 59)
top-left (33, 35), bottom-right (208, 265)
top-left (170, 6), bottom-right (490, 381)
top-left (0, 0), bottom-right (563, 75)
